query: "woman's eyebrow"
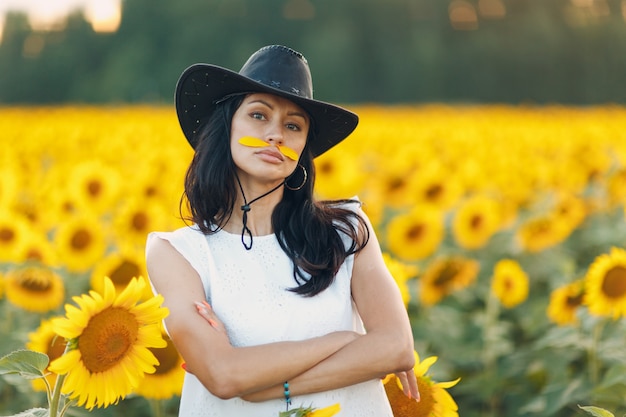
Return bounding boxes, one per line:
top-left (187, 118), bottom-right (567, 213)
top-left (248, 99), bottom-right (308, 122)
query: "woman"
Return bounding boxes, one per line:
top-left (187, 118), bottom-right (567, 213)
top-left (146, 45), bottom-right (419, 416)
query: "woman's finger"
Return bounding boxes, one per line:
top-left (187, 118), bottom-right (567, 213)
top-left (396, 371), bottom-right (410, 397)
top-left (404, 369), bottom-right (420, 402)
top-left (194, 301), bottom-right (223, 331)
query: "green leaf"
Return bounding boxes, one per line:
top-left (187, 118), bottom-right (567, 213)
top-left (0, 350), bottom-right (49, 380)
top-left (578, 405), bottom-right (615, 417)
top-left (278, 406), bottom-right (314, 417)
top-left (4, 408), bottom-right (49, 417)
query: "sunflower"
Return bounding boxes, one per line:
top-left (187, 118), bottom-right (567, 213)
top-left (68, 160), bottom-right (123, 215)
top-left (547, 279), bottom-right (585, 326)
top-left (0, 163), bottom-right (20, 209)
top-left (26, 318), bottom-right (67, 392)
top-left (112, 198), bottom-right (170, 250)
top-left (372, 157), bottom-right (422, 209)
top-left (307, 403), bottom-right (341, 417)
top-left (90, 250), bottom-right (151, 299)
top-left (53, 214), bottom-right (108, 273)
top-left (515, 215), bottom-right (568, 253)
top-left (383, 252), bottom-right (419, 308)
top-left (452, 194), bottom-right (501, 250)
top-left (38, 170), bottom-right (82, 230)
top-left (313, 147), bottom-right (367, 200)
top-left (5, 266), bottom-right (65, 313)
top-left (607, 168), bottom-right (626, 208)
top-left (420, 257), bottom-right (479, 306)
top-left (383, 351), bottom-right (460, 417)
top-left (413, 164), bottom-right (464, 211)
top-left (550, 192), bottom-right (587, 238)
top-left (133, 331), bottom-right (184, 400)
top-left (15, 230), bottom-right (58, 266)
top-left (49, 276), bottom-right (169, 409)
top-left (386, 206), bottom-right (445, 261)
top-left (0, 210), bottom-right (33, 263)
top-left (584, 247), bottom-right (626, 319)
top-left (490, 259), bottom-right (529, 308)
top-left (279, 403), bottom-right (341, 417)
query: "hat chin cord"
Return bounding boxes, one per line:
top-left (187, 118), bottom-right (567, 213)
top-left (234, 172), bottom-right (284, 250)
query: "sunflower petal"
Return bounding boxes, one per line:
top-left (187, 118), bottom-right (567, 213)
top-left (238, 136), bottom-right (269, 147)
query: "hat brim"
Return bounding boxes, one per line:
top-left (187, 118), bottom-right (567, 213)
top-left (175, 63), bottom-right (359, 158)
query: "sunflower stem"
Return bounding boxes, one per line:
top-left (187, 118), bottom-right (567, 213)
top-left (482, 292), bottom-right (501, 370)
top-left (482, 291), bottom-right (502, 416)
top-left (48, 372), bottom-right (67, 417)
top-left (587, 318), bottom-right (606, 390)
top-left (149, 398), bottom-right (165, 417)
top-left (49, 343), bottom-right (72, 417)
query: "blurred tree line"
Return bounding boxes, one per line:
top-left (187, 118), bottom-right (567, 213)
top-left (1, 0), bottom-right (625, 105)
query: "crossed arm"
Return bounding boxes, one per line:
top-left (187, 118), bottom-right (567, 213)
top-left (146, 215), bottom-right (419, 402)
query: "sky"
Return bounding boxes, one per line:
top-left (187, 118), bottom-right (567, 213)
top-left (0, 0), bottom-right (121, 32)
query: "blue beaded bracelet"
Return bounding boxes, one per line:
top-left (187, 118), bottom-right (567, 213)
top-left (283, 381), bottom-right (291, 410)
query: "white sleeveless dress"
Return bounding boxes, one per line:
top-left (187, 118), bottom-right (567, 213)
top-left (146, 218), bottom-right (394, 417)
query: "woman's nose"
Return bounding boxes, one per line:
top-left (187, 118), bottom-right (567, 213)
top-left (265, 127), bottom-right (284, 145)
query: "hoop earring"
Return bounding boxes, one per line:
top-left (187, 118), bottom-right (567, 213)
top-left (284, 164), bottom-right (308, 191)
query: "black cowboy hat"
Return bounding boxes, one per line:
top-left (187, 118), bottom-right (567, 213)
top-left (175, 45), bottom-right (359, 158)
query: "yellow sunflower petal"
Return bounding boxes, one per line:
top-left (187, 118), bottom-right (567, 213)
top-left (435, 377), bottom-right (461, 389)
top-left (415, 355), bottom-right (438, 377)
top-left (48, 349), bottom-right (81, 375)
top-left (307, 403), bottom-right (341, 417)
top-left (278, 145), bottom-right (299, 161)
top-left (238, 136), bottom-right (269, 147)
top-left (131, 296), bottom-right (168, 322)
top-left (114, 278), bottom-right (143, 308)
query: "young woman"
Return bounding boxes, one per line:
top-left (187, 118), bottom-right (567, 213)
top-left (146, 45), bottom-right (419, 416)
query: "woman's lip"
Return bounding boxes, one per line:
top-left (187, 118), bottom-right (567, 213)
top-left (256, 148), bottom-right (284, 161)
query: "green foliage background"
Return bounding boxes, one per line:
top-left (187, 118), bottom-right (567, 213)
top-left (1, 0), bottom-right (626, 105)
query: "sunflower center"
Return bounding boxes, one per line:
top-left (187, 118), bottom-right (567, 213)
top-left (87, 180), bottom-right (102, 198)
top-left (71, 229), bottom-right (92, 251)
top-left (25, 248), bottom-right (44, 262)
top-left (79, 307), bottom-right (139, 373)
top-left (503, 276), bottom-right (514, 290)
top-left (0, 226), bottom-right (15, 243)
top-left (566, 293), bottom-right (584, 307)
top-left (132, 212), bottom-right (148, 231)
top-left (110, 260), bottom-right (142, 286)
top-left (601, 266), bottom-right (626, 299)
top-left (318, 161), bottom-right (333, 174)
top-left (145, 186), bottom-right (157, 197)
top-left (384, 375), bottom-right (436, 417)
top-left (406, 224), bottom-right (424, 240)
top-left (19, 269), bottom-right (52, 292)
top-left (434, 261), bottom-right (461, 287)
top-left (47, 335), bottom-right (68, 363)
top-left (388, 177), bottom-right (406, 192)
top-left (414, 377), bottom-right (435, 417)
top-left (425, 184), bottom-right (443, 200)
top-left (151, 338), bottom-right (180, 375)
top-left (471, 214), bottom-right (483, 230)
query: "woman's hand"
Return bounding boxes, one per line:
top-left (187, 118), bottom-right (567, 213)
top-left (194, 300), bottom-right (229, 338)
top-left (181, 300), bottom-right (230, 375)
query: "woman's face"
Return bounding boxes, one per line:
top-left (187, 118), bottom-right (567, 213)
top-left (230, 93), bottom-right (310, 184)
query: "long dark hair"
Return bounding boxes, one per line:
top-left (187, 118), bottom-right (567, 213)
top-left (181, 96), bottom-right (370, 296)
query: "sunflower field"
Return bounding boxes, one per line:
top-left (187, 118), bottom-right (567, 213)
top-left (1, 105), bottom-right (626, 417)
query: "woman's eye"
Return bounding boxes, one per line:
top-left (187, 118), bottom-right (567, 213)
top-left (251, 112), bottom-right (266, 120)
top-left (286, 123), bottom-right (300, 131)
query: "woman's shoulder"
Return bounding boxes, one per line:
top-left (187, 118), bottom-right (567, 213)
top-left (146, 224), bottom-right (206, 249)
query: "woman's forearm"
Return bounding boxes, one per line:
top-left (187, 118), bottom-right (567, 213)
top-left (241, 327), bottom-right (414, 402)
top-left (180, 323), bottom-right (360, 399)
